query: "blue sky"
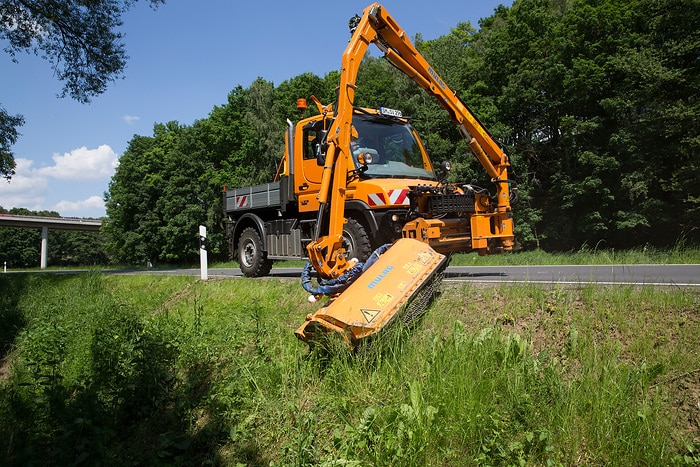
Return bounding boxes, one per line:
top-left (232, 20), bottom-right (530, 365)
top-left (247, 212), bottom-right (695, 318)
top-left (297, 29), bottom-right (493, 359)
top-left (0, 0), bottom-right (508, 218)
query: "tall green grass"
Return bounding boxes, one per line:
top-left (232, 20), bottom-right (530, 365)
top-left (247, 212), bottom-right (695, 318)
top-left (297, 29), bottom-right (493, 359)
top-left (0, 274), bottom-right (698, 465)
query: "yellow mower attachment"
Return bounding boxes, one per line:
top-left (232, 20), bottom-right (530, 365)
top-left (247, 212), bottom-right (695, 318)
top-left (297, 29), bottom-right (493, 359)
top-left (295, 238), bottom-right (448, 349)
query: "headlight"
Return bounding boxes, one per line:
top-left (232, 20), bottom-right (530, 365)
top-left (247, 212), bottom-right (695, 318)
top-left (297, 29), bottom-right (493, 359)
top-left (358, 152), bottom-right (374, 165)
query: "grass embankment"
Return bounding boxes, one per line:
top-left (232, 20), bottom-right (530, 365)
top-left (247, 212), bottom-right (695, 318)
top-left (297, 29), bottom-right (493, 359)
top-left (0, 273), bottom-right (698, 465)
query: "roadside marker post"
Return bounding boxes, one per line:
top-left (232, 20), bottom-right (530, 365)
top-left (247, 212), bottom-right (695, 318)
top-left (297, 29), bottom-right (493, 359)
top-left (199, 225), bottom-right (208, 281)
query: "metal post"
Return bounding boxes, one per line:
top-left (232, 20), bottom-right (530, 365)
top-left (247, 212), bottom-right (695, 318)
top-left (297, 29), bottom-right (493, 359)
top-left (199, 225), bottom-right (208, 281)
top-left (41, 226), bottom-right (48, 269)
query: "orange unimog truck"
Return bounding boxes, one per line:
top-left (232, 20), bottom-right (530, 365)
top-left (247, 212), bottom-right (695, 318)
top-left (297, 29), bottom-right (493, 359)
top-left (224, 3), bottom-right (516, 348)
top-left (224, 103), bottom-right (461, 276)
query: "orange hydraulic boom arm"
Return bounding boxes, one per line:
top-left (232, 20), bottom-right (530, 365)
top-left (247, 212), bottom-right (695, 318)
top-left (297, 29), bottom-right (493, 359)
top-left (306, 3), bottom-right (514, 280)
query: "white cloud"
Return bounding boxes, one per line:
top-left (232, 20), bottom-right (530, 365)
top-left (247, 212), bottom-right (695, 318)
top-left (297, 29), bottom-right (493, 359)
top-left (37, 145), bottom-right (118, 181)
top-left (0, 158), bottom-right (48, 210)
top-left (0, 146), bottom-right (116, 216)
top-left (1, 159), bottom-right (39, 193)
top-left (52, 195), bottom-right (105, 215)
top-left (124, 115), bottom-right (140, 125)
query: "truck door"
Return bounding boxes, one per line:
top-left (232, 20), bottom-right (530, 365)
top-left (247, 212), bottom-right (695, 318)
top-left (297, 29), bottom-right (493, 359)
top-left (300, 123), bottom-right (324, 186)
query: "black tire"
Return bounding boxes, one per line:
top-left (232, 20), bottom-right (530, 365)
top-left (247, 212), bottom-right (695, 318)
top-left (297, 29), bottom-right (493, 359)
top-left (237, 227), bottom-right (273, 277)
top-left (342, 217), bottom-right (372, 263)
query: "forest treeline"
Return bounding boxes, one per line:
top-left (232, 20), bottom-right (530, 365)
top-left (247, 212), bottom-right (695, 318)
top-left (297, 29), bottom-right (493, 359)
top-left (5, 0), bottom-right (699, 266)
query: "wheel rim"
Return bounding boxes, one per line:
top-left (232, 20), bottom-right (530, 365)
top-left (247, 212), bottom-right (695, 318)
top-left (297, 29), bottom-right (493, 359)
top-left (342, 231), bottom-right (355, 259)
top-left (241, 240), bottom-right (255, 267)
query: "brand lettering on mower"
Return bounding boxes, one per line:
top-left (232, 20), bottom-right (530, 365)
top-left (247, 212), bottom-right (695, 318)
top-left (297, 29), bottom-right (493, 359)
top-left (367, 265), bottom-right (394, 289)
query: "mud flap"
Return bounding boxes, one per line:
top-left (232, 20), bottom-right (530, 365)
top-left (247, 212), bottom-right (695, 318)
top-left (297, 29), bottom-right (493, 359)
top-left (295, 238), bottom-right (448, 349)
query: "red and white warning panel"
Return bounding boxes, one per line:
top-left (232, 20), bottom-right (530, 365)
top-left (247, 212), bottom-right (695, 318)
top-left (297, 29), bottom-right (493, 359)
top-left (235, 195), bottom-right (249, 208)
top-left (367, 189), bottom-right (409, 207)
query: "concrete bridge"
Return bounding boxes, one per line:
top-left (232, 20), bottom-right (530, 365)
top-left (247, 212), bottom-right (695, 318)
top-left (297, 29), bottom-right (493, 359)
top-left (0, 214), bottom-right (102, 268)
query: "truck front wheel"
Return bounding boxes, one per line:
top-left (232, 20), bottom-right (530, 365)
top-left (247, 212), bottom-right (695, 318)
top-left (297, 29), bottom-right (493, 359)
top-left (343, 218), bottom-right (372, 263)
top-left (238, 227), bottom-right (273, 277)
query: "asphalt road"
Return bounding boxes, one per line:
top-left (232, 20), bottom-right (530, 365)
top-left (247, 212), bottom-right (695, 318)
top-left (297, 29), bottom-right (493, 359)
top-left (127, 264), bottom-right (700, 287)
top-left (10, 263), bottom-right (698, 286)
top-left (443, 264), bottom-right (700, 286)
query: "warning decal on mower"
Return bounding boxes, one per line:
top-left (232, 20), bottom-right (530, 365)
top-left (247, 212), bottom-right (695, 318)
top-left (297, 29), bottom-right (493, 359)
top-left (361, 309), bottom-right (380, 323)
top-left (416, 251), bottom-right (434, 264)
top-left (404, 262), bottom-right (422, 276)
top-left (373, 292), bottom-right (393, 308)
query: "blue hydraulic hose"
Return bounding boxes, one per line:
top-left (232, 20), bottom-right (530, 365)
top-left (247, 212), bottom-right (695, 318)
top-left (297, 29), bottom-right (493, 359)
top-left (302, 243), bottom-right (393, 297)
top-left (301, 261), bottom-right (363, 296)
top-left (362, 243), bottom-right (392, 272)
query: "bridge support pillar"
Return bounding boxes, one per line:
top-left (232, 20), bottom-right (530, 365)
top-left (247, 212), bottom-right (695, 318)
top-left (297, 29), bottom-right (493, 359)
top-left (41, 226), bottom-right (48, 269)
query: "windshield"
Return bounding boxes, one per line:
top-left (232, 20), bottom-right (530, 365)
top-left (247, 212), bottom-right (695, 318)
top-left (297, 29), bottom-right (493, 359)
top-left (351, 115), bottom-right (436, 181)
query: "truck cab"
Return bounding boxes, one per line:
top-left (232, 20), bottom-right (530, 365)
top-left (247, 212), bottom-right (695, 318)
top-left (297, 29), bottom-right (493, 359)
top-left (298, 108), bottom-right (436, 186)
top-left (294, 107), bottom-right (440, 240)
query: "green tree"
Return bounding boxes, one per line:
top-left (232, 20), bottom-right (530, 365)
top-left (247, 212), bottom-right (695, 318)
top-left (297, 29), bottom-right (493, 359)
top-left (155, 125), bottom-right (211, 262)
top-left (272, 72), bottom-right (331, 122)
top-left (0, 107), bottom-right (24, 180)
top-left (603, 0), bottom-right (700, 245)
top-left (415, 25), bottom-right (487, 179)
top-left (0, 0), bottom-right (165, 179)
top-left (51, 230), bottom-right (109, 266)
top-left (470, 0), bottom-right (699, 249)
top-left (104, 132), bottom-right (165, 264)
top-left (106, 116), bottom-right (235, 264)
top-left (198, 85), bottom-right (254, 191)
top-left (246, 78), bottom-right (284, 183)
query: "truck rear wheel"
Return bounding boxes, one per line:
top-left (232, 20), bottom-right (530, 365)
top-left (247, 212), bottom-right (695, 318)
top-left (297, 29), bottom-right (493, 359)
top-left (343, 218), bottom-right (372, 263)
top-left (238, 227), bottom-right (273, 277)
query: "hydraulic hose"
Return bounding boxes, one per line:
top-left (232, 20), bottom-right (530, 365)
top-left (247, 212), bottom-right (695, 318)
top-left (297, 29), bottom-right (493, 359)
top-left (302, 243), bottom-right (393, 297)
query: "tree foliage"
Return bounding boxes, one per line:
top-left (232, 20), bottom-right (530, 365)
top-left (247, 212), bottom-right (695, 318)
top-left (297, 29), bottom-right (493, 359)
top-left (0, 0), bottom-right (165, 179)
top-left (0, 106), bottom-right (24, 180)
top-left (101, 0), bottom-right (699, 264)
top-left (104, 74), bottom-right (338, 264)
top-left (472, 0), bottom-right (699, 249)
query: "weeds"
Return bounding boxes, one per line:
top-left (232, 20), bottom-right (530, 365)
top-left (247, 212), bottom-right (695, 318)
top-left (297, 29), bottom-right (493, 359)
top-left (0, 273), bottom-right (697, 465)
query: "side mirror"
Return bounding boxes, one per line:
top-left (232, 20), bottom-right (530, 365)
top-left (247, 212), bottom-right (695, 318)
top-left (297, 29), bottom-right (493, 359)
top-left (316, 130), bottom-right (328, 166)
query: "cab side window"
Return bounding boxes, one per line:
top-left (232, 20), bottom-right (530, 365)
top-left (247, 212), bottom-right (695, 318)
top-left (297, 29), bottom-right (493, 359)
top-left (304, 129), bottom-right (320, 160)
top-left (303, 119), bottom-right (331, 161)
